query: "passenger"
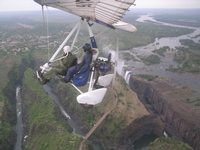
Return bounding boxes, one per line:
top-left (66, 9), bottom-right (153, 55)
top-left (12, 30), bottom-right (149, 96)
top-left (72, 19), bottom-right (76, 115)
top-left (61, 43), bottom-right (94, 83)
top-left (37, 46), bottom-right (77, 85)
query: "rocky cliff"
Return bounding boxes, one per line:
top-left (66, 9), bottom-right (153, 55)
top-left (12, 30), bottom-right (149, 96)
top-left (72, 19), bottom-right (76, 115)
top-left (0, 53), bottom-right (35, 150)
top-left (0, 62), bottom-right (27, 150)
top-left (129, 75), bottom-right (200, 150)
top-left (116, 114), bottom-right (164, 150)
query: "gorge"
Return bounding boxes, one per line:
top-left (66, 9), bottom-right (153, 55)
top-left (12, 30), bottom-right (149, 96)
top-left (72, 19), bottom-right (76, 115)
top-left (128, 75), bottom-right (200, 150)
top-left (17, 11), bottom-right (200, 150)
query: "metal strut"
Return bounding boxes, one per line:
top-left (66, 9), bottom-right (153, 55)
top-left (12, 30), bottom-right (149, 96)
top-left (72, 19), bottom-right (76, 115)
top-left (40, 19), bottom-right (84, 73)
top-left (49, 19), bottom-right (83, 62)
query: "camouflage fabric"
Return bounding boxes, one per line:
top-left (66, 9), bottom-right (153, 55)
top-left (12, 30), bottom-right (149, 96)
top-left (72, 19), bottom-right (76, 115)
top-left (43, 52), bottom-right (77, 79)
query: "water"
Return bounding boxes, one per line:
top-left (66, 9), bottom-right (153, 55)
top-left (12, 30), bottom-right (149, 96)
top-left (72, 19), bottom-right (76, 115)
top-left (127, 14), bottom-right (200, 100)
top-left (14, 84), bottom-right (104, 150)
top-left (113, 14), bottom-right (200, 98)
top-left (120, 13), bottom-right (200, 149)
top-left (133, 134), bottom-right (158, 150)
top-left (124, 71), bottom-right (131, 84)
top-left (14, 87), bottom-right (23, 150)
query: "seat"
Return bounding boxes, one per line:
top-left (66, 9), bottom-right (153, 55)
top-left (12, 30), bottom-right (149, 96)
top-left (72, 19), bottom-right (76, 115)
top-left (72, 67), bottom-right (91, 86)
top-left (72, 48), bottom-right (98, 87)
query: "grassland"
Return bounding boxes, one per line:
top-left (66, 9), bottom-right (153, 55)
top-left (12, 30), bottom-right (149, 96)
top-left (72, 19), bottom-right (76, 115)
top-left (136, 74), bottom-right (159, 81)
top-left (153, 46), bottom-right (170, 57)
top-left (149, 137), bottom-right (193, 150)
top-left (22, 68), bottom-right (82, 150)
top-left (182, 97), bottom-right (200, 106)
top-left (140, 54), bottom-right (161, 65)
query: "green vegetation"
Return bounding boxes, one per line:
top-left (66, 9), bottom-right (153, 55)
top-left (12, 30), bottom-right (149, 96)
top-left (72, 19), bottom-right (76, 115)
top-left (183, 97), bottom-right (200, 106)
top-left (0, 54), bottom-right (22, 150)
top-left (153, 46), bottom-right (170, 57)
top-left (0, 92), bottom-right (15, 150)
top-left (52, 75), bottom-right (148, 148)
top-left (167, 39), bottom-right (200, 73)
top-left (140, 54), bottom-right (161, 65)
top-left (0, 50), bottom-right (36, 149)
top-left (1, 9), bottom-right (200, 149)
top-left (7, 63), bottom-right (20, 85)
top-left (173, 47), bottom-right (187, 63)
top-left (136, 74), bottom-right (159, 81)
top-left (22, 69), bottom-right (82, 150)
top-left (21, 53), bottom-right (36, 68)
top-left (119, 52), bottom-right (136, 61)
top-left (149, 137), bottom-right (193, 150)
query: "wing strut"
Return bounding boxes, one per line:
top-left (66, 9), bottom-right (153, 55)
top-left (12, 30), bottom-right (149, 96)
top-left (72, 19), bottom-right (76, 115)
top-left (49, 19), bottom-right (83, 62)
top-left (40, 19), bottom-right (84, 73)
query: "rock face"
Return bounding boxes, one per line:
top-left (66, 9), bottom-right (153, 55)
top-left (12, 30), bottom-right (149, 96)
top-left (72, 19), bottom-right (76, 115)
top-left (117, 114), bottom-right (165, 150)
top-left (129, 76), bottom-right (200, 150)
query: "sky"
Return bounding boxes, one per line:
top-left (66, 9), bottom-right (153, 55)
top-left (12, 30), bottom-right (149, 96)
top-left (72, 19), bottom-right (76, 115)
top-left (0, 0), bottom-right (200, 12)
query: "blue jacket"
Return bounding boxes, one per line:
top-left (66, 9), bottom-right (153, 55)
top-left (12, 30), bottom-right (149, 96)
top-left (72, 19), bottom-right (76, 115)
top-left (74, 52), bottom-right (92, 73)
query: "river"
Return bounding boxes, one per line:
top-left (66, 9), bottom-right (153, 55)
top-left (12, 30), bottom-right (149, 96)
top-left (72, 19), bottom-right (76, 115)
top-left (126, 14), bottom-right (200, 105)
top-left (14, 85), bottom-right (104, 150)
top-left (13, 77), bottom-right (157, 150)
top-left (14, 87), bottom-right (23, 150)
top-left (119, 13), bottom-right (200, 149)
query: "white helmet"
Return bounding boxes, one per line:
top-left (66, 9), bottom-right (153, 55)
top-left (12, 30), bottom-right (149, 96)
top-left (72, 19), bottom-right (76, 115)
top-left (63, 46), bottom-right (71, 54)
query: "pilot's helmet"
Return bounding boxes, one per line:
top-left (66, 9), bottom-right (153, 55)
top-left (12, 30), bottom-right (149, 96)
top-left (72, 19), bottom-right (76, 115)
top-left (82, 43), bottom-right (91, 52)
top-left (63, 46), bottom-right (71, 54)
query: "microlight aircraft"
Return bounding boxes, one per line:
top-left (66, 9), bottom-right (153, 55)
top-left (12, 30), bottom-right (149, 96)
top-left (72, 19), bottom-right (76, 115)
top-left (34, 0), bottom-right (137, 108)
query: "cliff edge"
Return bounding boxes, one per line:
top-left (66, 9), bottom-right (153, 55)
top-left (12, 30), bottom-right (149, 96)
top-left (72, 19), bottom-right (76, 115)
top-left (129, 75), bottom-right (200, 150)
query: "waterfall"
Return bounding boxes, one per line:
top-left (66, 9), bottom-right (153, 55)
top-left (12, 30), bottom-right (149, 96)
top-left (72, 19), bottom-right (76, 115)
top-left (124, 71), bottom-right (131, 84)
top-left (114, 57), bottom-right (132, 85)
top-left (164, 131), bottom-right (168, 138)
top-left (117, 59), bottom-right (125, 76)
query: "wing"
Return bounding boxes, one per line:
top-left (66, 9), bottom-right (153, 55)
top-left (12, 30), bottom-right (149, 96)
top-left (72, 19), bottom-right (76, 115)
top-left (34, 0), bottom-right (137, 32)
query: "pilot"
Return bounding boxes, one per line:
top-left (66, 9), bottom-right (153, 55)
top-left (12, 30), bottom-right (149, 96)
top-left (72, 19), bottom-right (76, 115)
top-left (37, 46), bottom-right (77, 85)
top-left (61, 43), bottom-right (93, 83)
